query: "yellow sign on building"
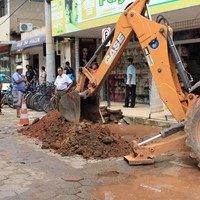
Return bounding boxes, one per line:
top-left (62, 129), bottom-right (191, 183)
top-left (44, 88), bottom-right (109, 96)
top-left (51, 0), bottom-right (66, 36)
top-left (51, 0), bottom-right (200, 36)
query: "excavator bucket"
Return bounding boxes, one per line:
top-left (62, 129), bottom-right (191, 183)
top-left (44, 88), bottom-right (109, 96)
top-left (59, 92), bottom-right (80, 123)
top-left (80, 95), bottom-right (101, 122)
top-left (58, 91), bottom-right (100, 123)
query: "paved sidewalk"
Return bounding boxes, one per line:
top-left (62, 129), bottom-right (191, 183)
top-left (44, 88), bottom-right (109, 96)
top-left (100, 101), bottom-right (176, 127)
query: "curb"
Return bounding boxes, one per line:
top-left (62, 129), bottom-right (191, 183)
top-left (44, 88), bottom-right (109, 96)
top-left (122, 115), bottom-right (177, 127)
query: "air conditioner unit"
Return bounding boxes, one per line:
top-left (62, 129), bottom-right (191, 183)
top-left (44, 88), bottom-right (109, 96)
top-left (19, 23), bottom-right (33, 32)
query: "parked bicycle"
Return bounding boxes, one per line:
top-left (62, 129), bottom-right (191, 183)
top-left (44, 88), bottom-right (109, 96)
top-left (1, 84), bottom-right (13, 108)
top-left (42, 88), bottom-right (57, 113)
top-left (25, 82), bottom-right (56, 112)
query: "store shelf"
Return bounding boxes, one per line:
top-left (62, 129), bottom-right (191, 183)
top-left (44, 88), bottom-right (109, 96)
top-left (108, 46), bottom-right (150, 104)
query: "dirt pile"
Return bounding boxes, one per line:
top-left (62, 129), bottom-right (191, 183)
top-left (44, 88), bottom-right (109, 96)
top-left (19, 110), bottom-right (131, 159)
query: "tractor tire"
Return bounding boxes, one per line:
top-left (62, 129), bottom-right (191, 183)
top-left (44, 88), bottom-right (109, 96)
top-left (185, 97), bottom-right (200, 166)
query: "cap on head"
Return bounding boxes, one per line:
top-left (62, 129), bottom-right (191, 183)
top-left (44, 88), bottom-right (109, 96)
top-left (16, 65), bottom-right (23, 70)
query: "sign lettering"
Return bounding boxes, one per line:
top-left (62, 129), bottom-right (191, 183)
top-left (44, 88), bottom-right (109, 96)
top-left (99, 0), bottom-right (125, 6)
top-left (105, 32), bottom-right (125, 65)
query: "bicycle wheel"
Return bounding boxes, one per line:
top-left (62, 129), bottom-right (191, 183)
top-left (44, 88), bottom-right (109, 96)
top-left (43, 96), bottom-right (57, 113)
top-left (26, 92), bottom-right (34, 108)
top-left (30, 94), bottom-right (38, 110)
top-left (40, 95), bottom-right (51, 112)
top-left (37, 94), bottom-right (48, 111)
top-left (6, 93), bottom-right (14, 108)
top-left (33, 94), bottom-right (43, 111)
top-left (1, 95), bottom-right (6, 108)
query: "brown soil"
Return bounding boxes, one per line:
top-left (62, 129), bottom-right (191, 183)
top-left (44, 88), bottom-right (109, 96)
top-left (19, 110), bottom-right (131, 159)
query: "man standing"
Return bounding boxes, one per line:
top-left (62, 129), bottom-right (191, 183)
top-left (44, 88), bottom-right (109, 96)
top-left (34, 66), bottom-right (39, 86)
top-left (124, 58), bottom-right (136, 108)
top-left (0, 73), bottom-right (3, 115)
top-left (64, 61), bottom-right (74, 81)
top-left (39, 66), bottom-right (47, 85)
top-left (54, 67), bottom-right (73, 110)
top-left (12, 65), bottom-right (26, 117)
top-left (25, 65), bottom-right (35, 90)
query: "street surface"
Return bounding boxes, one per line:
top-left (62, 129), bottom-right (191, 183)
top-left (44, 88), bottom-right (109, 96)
top-left (0, 107), bottom-right (200, 200)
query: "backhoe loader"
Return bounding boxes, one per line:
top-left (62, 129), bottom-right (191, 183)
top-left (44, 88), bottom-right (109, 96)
top-left (59, 0), bottom-right (200, 166)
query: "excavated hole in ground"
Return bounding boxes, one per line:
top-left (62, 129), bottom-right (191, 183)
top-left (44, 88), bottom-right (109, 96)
top-left (19, 110), bottom-right (165, 159)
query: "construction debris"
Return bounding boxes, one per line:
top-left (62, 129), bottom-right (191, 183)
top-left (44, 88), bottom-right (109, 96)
top-left (99, 106), bottom-right (123, 124)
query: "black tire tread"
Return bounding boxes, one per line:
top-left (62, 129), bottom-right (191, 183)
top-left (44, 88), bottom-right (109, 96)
top-left (185, 97), bottom-right (200, 162)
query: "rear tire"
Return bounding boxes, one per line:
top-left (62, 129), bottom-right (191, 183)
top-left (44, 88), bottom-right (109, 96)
top-left (43, 96), bottom-right (57, 113)
top-left (30, 94), bottom-right (42, 111)
top-left (40, 95), bottom-right (51, 112)
top-left (33, 94), bottom-right (43, 111)
top-left (6, 93), bottom-right (13, 108)
top-left (26, 92), bottom-right (34, 108)
top-left (185, 97), bottom-right (200, 160)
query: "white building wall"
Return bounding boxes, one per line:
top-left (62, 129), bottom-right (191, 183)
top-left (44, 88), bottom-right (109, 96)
top-left (10, 0), bottom-right (45, 37)
top-left (60, 42), bottom-right (71, 68)
top-left (0, 6), bottom-right (10, 42)
top-left (21, 27), bottom-right (46, 40)
top-left (22, 46), bottom-right (45, 69)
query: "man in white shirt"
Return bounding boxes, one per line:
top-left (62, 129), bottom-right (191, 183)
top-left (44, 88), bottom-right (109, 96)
top-left (54, 67), bottom-right (73, 110)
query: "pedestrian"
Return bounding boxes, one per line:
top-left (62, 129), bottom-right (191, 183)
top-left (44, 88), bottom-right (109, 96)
top-left (0, 73), bottom-right (3, 115)
top-left (12, 65), bottom-right (26, 118)
top-left (34, 66), bottom-right (39, 86)
top-left (39, 66), bottom-right (47, 85)
top-left (124, 58), bottom-right (136, 108)
top-left (64, 61), bottom-right (74, 81)
top-left (25, 65), bottom-right (35, 90)
top-left (54, 67), bottom-right (73, 110)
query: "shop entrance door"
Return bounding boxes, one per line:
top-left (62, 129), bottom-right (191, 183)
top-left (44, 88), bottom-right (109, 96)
top-left (33, 54), bottom-right (39, 68)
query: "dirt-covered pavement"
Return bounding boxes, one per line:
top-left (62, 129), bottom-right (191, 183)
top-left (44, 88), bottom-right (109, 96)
top-left (0, 107), bottom-right (200, 200)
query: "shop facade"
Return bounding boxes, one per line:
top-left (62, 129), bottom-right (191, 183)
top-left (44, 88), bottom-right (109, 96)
top-left (10, 26), bottom-right (72, 78)
top-left (11, 34), bottom-right (46, 73)
top-left (51, 0), bottom-right (200, 103)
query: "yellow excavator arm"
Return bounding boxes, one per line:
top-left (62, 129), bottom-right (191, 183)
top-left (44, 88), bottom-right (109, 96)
top-left (59, 0), bottom-right (200, 166)
top-left (76, 0), bottom-right (198, 122)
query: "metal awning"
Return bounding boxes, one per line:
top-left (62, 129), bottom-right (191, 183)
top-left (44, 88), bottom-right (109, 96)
top-left (11, 34), bottom-right (46, 51)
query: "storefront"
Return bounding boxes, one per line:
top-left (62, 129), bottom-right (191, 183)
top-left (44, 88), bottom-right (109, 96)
top-left (11, 34), bottom-right (46, 70)
top-left (51, 0), bottom-right (200, 103)
top-left (174, 28), bottom-right (200, 94)
top-left (108, 41), bottom-right (149, 103)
